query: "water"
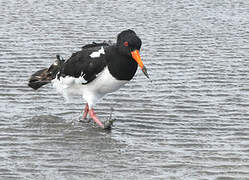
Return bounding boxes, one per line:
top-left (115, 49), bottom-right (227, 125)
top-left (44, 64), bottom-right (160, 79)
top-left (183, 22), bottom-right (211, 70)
top-left (1, 0), bottom-right (249, 179)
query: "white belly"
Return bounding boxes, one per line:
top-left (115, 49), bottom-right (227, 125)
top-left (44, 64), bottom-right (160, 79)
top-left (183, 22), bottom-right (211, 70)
top-left (52, 67), bottom-right (128, 108)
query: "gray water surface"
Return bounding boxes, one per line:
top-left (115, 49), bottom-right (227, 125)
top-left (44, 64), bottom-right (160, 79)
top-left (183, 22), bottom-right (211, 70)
top-left (1, 0), bottom-right (249, 179)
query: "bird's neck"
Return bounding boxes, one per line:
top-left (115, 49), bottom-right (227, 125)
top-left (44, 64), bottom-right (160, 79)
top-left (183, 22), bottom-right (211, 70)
top-left (106, 47), bottom-right (138, 81)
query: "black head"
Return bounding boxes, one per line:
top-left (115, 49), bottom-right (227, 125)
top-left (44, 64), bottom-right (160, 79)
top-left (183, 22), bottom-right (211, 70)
top-left (117, 29), bottom-right (142, 53)
top-left (116, 29), bottom-right (150, 80)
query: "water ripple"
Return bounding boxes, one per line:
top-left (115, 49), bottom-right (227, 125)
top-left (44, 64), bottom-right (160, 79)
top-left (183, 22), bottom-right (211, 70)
top-left (1, 0), bottom-right (249, 179)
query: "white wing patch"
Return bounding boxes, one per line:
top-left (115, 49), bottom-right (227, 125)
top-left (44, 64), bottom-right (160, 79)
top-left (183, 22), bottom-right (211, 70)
top-left (89, 46), bottom-right (105, 58)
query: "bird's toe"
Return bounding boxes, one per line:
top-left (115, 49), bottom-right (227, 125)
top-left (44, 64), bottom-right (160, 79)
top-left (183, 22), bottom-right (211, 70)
top-left (103, 118), bottom-right (116, 130)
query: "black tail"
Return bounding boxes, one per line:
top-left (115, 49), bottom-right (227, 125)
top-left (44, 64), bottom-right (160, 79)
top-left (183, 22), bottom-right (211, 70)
top-left (28, 55), bottom-right (65, 90)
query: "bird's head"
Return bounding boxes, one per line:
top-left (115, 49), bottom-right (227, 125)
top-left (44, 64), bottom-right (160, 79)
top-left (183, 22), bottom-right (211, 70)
top-left (117, 29), bottom-right (150, 80)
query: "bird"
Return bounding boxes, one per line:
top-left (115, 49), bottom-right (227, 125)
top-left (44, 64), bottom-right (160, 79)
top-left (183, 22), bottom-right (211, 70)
top-left (28, 29), bottom-right (150, 129)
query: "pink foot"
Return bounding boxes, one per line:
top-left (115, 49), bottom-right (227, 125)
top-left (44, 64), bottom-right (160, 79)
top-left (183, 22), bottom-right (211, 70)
top-left (89, 108), bottom-right (105, 129)
top-left (82, 103), bottom-right (89, 119)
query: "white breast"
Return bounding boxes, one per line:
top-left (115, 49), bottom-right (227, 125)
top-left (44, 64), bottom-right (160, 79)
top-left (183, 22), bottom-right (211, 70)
top-left (52, 67), bottom-right (128, 108)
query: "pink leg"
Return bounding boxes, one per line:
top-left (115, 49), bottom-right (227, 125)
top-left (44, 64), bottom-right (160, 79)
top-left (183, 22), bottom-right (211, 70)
top-left (83, 103), bottom-right (89, 119)
top-left (89, 108), bottom-right (104, 128)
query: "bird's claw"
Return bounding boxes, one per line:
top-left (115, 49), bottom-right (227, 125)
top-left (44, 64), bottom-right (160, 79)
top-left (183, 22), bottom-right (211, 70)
top-left (78, 116), bottom-right (91, 123)
top-left (103, 107), bottom-right (115, 129)
top-left (103, 118), bottom-right (116, 130)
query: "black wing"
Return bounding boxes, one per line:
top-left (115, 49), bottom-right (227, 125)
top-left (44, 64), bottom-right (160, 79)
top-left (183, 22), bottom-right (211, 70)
top-left (59, 42), bottom-right (110, 83)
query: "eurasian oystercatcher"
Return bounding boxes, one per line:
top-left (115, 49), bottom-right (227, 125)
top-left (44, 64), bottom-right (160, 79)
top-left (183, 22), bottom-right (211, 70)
top-left (28, 29), bottom-right (150, 129)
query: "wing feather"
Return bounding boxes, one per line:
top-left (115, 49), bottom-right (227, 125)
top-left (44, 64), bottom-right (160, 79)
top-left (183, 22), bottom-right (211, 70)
top-left (59, 42), bottom-right (110, 84)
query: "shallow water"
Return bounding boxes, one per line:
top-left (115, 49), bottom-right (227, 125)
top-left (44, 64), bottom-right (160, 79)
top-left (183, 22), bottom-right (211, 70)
top-left (1, 0), bottom-right (249, 179)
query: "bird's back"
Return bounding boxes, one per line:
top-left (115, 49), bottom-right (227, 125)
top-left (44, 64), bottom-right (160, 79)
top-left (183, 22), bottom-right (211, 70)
top-left (28, 42), bottom-right (110, 90)
top-left (59, 42), bottom-right (110, 83)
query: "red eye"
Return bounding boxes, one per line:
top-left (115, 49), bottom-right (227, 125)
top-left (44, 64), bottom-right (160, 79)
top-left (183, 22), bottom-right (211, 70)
top-left (124, 41), bottom-right (128, 47)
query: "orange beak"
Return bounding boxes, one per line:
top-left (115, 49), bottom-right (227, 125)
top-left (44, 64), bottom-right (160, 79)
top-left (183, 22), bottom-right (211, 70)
top-left (131, 50), bottom-right (150, 80)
